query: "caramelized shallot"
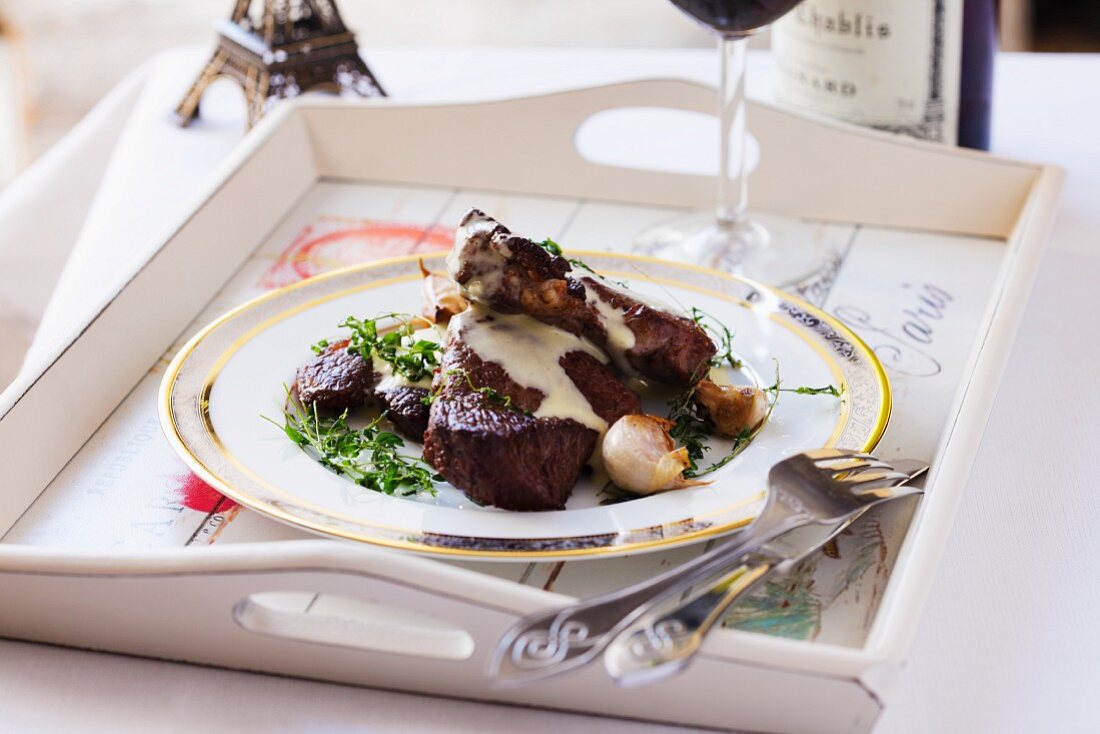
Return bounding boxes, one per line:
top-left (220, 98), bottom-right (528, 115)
top-left (694, 379), bottom-right (768, 438)
top-left (602, 415), bottom-right (708, 495)
top-left (420, 259), bottom-right (468, 324)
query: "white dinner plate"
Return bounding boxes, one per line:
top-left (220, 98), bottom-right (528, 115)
top-left (160, 253), bottom-right (890, 560)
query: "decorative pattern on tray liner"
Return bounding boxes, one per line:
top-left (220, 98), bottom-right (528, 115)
top-left (3, 185), bottom-right (1005, 650)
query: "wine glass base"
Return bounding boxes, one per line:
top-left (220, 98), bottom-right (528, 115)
top-left (634, 211), bottom-right (837, 287)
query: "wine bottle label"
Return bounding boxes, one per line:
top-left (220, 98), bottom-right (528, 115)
top-left (771, 0), bottom-right (963, 145)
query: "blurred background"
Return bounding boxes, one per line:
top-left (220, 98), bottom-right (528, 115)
top-left (1, 0), bottom-right (1098, 188)
top-left (0, 0), bottom-right (1097, 387)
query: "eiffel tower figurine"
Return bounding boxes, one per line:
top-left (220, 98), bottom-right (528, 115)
top-left (176, 0), bottom-right (385, 130)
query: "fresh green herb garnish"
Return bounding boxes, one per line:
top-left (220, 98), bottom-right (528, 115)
top-left (538, 238), bottom-right (626, 287)
top-left (691, 307), bottom-right (743, 371)
top-left (666, 382), bottom-right (776, 479)
top-left (567, 257), bottom-right (597, 275)
top-left (692, 411), bottom-right (774, 477)
top-left (316, 312), bottom-right (442, 383)
top-left (666, 340), bottom-right (843, 478)
top-left (422, 368), bottom-right (532, 416)
top-left (265, 388), bottom-right (439, 496)
top-left (666, 384), bottom-right (710, 476)
top-left (769, 383), bottom-right (844, 398)
top-left (765, 361), bottom-right (843, 401)
top-left (668, 309), bottom-right (749, 474)
top-left (538, 238), bottom-right (563, 256)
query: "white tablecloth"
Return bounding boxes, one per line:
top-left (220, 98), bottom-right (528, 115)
top-left (1, 48), bottom-right (1099, 733)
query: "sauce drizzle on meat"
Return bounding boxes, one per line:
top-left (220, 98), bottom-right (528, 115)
top-left (452, 305), bottom-right (610, 433)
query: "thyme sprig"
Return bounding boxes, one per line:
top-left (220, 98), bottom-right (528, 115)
top-left (346, 312), bottom-right (441, 382)
top-left (666, 384), bottom-right (710, 476)
top-left (537, 238), bottom-right (564, 257)
top-left (539, 237), bottom-right (593, 274)
top-left (691, 307), bottom-right (743, 371)
top-left (422, 368), bottom-right (532, 416)
top-left (265, 388), bottom-right (439, 497)
top-left (538, 238), bottom-right (626, 287)
top-left (769, 383), bottom-right (844, 397)
top-left (668, 352), bottom-right (840, 479)
top-left (313, 312), bottom-right (442, 383)
top-left (664, 382), bottom-right (774, 479)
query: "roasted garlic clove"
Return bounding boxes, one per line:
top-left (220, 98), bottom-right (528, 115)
top-left (602, 415), bottom-right (708, 495)
top-left (693, 379), bottom-right (768, 438)
top-left (420, 259), bottom-right (469, 324)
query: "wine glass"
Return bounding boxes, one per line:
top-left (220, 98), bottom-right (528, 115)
top-left (636, 0), bottom-right (829, 286)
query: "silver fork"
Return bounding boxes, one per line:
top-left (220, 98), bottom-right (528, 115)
top-left (600, 498), bottom-right (917, 686)
top-left (489, 449), bottom-right (927, 687)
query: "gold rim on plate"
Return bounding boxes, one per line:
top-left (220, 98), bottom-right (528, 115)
top-left (159, 252), bottom-right (891, 559)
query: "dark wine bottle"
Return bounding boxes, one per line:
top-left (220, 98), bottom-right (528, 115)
top-left (958, 0), bottom-right (996, 149)
top-left (771, 0), bottom-right (997, 150)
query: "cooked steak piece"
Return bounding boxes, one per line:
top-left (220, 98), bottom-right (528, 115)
top-left (558, 350), bottom-right (641, 424)
top-left (449, 209), bottom-right (715, 386)
top-left (296, 339), bottom-right (373, 412)
top-left (423, 343), bottom-right (591, 511)
top-left (422, 311), bottom-right (640, 511)
top-left (374, 385), bottom-right (431, 441)
top-left (580, 276), bottom-right (718, 386)
top-left (448, 209), bottom-right (592, 335)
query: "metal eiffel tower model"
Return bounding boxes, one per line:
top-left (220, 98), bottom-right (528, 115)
top-left (176, 0), bottom-right (385, 130)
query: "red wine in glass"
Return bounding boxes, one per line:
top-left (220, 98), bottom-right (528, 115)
top-left (636, 0), bottom-right (829, 285)
top-left (670, 0), bottom-right (805, 34)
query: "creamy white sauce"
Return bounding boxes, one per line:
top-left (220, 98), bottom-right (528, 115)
top-left (583, 284), bottom-right (637, 375)
top-left (374, 364), bottom-right (433, 392)
top-left (445, 224), bottom-right (465, 279)
top-left (452, 305), bottom-right (609, 433)
top-left (448, 211), bottom-right (509, 303)
top-left (579, 276), bottom-right (690, 376)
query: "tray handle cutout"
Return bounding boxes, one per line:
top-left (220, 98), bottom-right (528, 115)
top-left (233, 591), bottom-right (475, 660)
top-left (573, 106), bottom-right (760, 177)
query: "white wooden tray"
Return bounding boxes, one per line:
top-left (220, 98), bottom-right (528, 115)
top-left (0, 81), bottom-right (1061, 733)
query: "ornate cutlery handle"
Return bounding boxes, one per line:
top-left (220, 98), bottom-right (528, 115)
top-left (603, 460), bottom-right (930, 686)
top-left (490, 510), bottom-right (804, 686)
top-left (602, 553), bottom-right (777, 687)
top-left (490, 453), bottom-right (928, 688)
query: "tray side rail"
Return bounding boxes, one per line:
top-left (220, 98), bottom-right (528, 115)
top-left (858, 162), bottom-right (1065, 698)
top-left (0, 540), bottom-right (881, 734)
top-left (0, 110), bottom-right (319, 536)
top-left (301, 80), bottom-right (1039, 238)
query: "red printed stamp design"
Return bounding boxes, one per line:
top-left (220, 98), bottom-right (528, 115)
top-left (260, 217), bottom-right (454, 289)
top-left (173, 472), bottom-right (238, 513)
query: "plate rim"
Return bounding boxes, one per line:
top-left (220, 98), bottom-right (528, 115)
top-left (159, 252), bottom-right (892, 560)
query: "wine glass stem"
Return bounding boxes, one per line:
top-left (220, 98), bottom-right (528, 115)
top-left (717, 35), bottom-right (750, 230)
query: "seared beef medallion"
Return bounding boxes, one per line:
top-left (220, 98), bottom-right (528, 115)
top-left (446, 210), bottom-right (591, 335)
top-left (295, 339), bottom-right (373, 412)
top-left (579, 276), bottom-right (716, 386)
top-left (448, 209), bottom-right (715, 386)
top-left (373, 385), bottom-right (431, 440)
top-left (557, 350), bottom-right (641, 425)
top-left (423, 313), bottom-right (640, 511)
